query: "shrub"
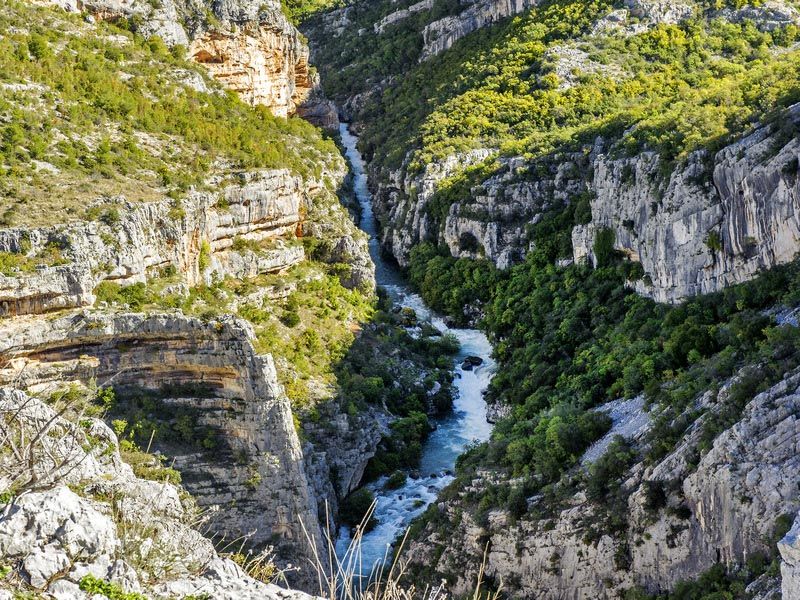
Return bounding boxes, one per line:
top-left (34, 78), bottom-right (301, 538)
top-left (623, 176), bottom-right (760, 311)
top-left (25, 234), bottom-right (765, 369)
top-left (340, 488), bottom-right (377, 531)
top-left (705, 231), bottom-right (723, 252)
top-left (79, 575), bottom-right (147, 600)
top-left (198, 240), bottom-right (211, 272)
top-left (593, 227), bottom-right (617, 267)
top-left (385, 470), bottom-right (407, 490)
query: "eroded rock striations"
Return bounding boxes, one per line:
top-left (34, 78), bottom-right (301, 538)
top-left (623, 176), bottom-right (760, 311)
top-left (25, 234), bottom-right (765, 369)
top-left (50, 0), bottom-right (338, 123)
top-left (188, 6), bottom-right (316, 119)
top-left (0, 167), bottom-right (373, 317)
top-left (0, 312), bottom-right (323, 568)
top-left (573, 102), bottom-right (800, 302)
top-left (372, 102), bottom-right (800, 303)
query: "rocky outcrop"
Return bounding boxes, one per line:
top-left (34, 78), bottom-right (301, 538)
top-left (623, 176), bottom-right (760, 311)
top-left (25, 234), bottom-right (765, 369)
top-left (374, 0), bottom-right (434, 34)
top-left (188, 12), bottom-right (314, 118)
top-left (420, 0), bottom-right (535, 60)
top-left (373, 149), bottom-right (494, 267)
top-left (0, 312), bottom-right (326, 584)
top-left (372, 146), bottom-right (590, 268)
top-left (184, 0), bottom-right (338, 124)
top-left (716, 0), bottom-right (800, 31)
top-left (50, 0), bottom-right (332, 121)
top-left (303, 406), bottom-right (388, 523)
top-left (0, 167), bottom-right (373, 317)
top-left (375, 102), bottom-right (800, 302)
top-left (403, 366), bottom-right (800, 598)
top-left (0, 388), bottom-right (318, 599)
top-left (573, 103), bottom-right (800, 302)
top-left (780, 515), bottom-right (800, 598)
top-left (75, 0), bottom-right (191, 46)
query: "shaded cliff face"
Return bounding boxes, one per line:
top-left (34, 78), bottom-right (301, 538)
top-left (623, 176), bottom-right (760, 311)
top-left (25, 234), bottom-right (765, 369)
top-left (0, 313), bottom-right (326, 585)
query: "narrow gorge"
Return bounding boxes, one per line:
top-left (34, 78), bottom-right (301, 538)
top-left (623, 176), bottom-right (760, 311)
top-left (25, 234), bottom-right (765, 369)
top-left (2, 0), bottom-right (800, 598)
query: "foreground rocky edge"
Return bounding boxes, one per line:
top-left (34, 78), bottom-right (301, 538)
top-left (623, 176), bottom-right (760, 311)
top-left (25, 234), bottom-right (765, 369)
top-left (0, 386), bottom-right (316, 600)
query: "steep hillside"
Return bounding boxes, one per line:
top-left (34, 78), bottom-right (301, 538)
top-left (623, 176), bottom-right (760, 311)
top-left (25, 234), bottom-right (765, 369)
top-left (303, 0), bottom-right (800, 597)
top-left (309, 0), bottom-right (800, 301)
top-left (0, 0), bottom-right (464, 597)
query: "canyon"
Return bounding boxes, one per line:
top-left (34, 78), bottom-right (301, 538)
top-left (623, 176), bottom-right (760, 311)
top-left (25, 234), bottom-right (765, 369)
top-left (3, 0), bottom-right (800, 598)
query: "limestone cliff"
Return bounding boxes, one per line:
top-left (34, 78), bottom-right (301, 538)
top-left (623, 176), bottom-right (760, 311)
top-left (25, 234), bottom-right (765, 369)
top-left (0, 386), bottom-right (318, 599)
top-left (0, 166), bottom-right (373, 317)
top-left (50, 0), bottom-right (338, 123)
top-left (420, 0), bottom-right (536, 60)
top-left (371, 102), bottom-right (800, 303)
top-left (187, 4), bottom-right (317, 119)
top-left (572, 103), bottom-right (800, 303)
top-left (0, 312), bottom-right (326, 576)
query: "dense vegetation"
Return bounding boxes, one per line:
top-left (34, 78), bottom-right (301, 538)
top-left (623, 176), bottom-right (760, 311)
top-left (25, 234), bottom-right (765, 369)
top-left (0, 1), bottom-right (339, 226)
top-left (334, 294), bottom-right (460, 477)
top-left (310, 0), bottom-right (800, 188)
top-left (409, 199), bottom-right (800, 494)
top-left (401, 205), bottom-right (800, 593)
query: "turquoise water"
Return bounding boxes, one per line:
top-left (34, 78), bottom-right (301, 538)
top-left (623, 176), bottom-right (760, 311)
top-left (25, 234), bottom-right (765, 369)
top-left (335, 124), bottom-right (495, 577)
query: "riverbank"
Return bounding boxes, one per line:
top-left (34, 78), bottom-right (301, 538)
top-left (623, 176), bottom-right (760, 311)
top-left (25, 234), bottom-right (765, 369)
top-left (334, 123), bottom-right (496, 577)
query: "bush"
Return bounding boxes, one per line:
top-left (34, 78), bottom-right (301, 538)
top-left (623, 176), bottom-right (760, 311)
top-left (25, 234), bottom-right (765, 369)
top-left (593, 227), bottom-right (617, 267)
top-left (79, 575), bottom-right (147, 600)
top-left (385, 470), bottom-right (407, 490)
top-left (340, 488), bottom-right (377, 530)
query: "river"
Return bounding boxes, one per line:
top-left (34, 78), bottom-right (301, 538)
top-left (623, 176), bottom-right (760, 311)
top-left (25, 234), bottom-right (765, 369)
top-left (334, 123), bottom-right (495, 578)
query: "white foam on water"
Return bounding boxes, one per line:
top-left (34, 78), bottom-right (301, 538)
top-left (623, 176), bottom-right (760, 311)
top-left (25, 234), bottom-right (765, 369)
top-left (335, 124), bottom-right (495, 578)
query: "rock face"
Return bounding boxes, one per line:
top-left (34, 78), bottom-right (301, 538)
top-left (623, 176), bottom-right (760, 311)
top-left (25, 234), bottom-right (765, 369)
top-left (373, 149), bottom-right (494, 268)
top-left (780, 515), bottom-right (800, 598)
top-left (573, 103), bottom-right (800, 302)
top-left (0, 313), bottom-right (326, 585)
top-left (303, 406), bottom-right (388, 523)
top-left (0, 388), bottom-right (318, 599)
top-left (78, 0), bottom-right (191, 46)
top-left (374, 102), bottom-right (800, 302)
top-left (52, 0), bottom-right (334, 122)
top-left (0, 167), bottom-right (373, 317)
top-left (403, 367), bottom-right (800, 598)
top-left (188, 11), bottom-right (314, 118)
top-left (374, 0), bottom-right (434, 34)
top-left (420, 0), bottom-right (536, 60)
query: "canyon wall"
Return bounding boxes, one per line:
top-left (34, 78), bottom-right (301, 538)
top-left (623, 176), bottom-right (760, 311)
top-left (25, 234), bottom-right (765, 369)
top-left (0, 167), bottom-right (373, 317)
top-left (2, 1), bottom-right (373, 595)
top-left (372, 102), bottom-right (800, 303)
top-left (0, 151), bottom-right (374, 583)
top-left (0, 313), bottom-right (326, 586)
top-left (420, 0), bottom-right (536, 60)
